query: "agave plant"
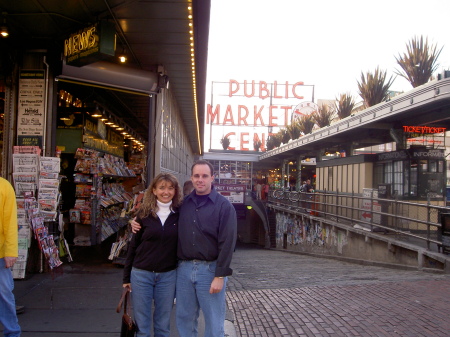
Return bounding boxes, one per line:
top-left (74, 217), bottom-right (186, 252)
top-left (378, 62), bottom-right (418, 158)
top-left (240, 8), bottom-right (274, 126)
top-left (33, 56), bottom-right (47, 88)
top-left (395, 35), bottom-right (443, 88)
top-left (253, 138), bottom-right (262, 151)
top-left (272, 133), bottom-right (282, 148)
top-left (279, 129), bottom-right (291, 144)
top-left (297, 114), bottom-right (315, 135)
top-left (266, 134), bottom-right (281, 150)
top-left (266, 136), bottom-right (275, 151)
top-left (220, 135), bottom-right (230, 150)
top-left (313, 104), bottom-right (335, 128)
top-left (286, 120), bottom-right (302, 140)
top-left (335, 93), bottom-right (355, 119)
top-left (357, 67), bottom-right (394, 108)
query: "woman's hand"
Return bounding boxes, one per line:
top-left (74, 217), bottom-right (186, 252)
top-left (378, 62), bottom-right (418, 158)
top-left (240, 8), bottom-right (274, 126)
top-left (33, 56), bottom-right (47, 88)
top-left (130, 217), bottom-right (141, 233)
top-left (123, 283), bottom-right (132, 292)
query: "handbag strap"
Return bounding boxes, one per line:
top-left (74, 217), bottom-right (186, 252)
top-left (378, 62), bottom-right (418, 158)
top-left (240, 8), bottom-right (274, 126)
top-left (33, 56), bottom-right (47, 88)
top-left (116, 288), bottom-right (131, 314)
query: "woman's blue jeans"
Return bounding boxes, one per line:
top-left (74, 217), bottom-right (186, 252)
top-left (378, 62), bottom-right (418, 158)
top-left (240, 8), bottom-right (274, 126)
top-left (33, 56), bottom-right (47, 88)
top-left (130, 267), bottom-right (176, 337)
top-left (0, 258), bottom-right (21, 337)
top-left (175, 260), bottom-right (227, 337)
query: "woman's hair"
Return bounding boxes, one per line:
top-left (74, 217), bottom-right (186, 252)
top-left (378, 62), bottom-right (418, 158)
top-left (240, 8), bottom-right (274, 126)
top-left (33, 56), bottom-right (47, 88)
top-left (136, 173), bottom-right (182, 218)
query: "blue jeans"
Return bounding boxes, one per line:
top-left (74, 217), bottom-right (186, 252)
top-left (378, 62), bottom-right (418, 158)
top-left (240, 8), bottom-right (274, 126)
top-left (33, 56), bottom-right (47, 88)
top-left (176, 260), bottom-right (227, 337)
top-left (0, 258), bottom-right (21, 337)
top-left (130, 267), bottom-right (176, 337)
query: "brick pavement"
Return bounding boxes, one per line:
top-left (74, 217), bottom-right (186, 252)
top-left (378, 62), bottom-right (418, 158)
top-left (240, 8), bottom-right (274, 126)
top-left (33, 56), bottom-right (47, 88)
top-left (226, 244), bottom-right (450, 337)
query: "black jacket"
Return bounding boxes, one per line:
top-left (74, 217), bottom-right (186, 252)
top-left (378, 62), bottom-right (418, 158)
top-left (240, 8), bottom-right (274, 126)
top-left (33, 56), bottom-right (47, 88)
top-left (123, 210), bottom-right (179, 283)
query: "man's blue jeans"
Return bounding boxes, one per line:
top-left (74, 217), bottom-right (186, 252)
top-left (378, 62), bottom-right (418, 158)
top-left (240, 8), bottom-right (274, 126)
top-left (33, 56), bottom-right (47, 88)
top-left (130, 267), bottom-right (176, 337)
top-left (176, 260), bottom-right (227, 337)
top-left (0, 258), bottom-right (21, 337)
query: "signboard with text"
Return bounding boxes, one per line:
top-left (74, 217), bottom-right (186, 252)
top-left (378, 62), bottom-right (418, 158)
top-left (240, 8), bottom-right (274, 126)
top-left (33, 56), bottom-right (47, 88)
top-left (208, 80), bottom-right (314, 151)
top-left (64, 21), bottom-right (116, 67)
top-left (17, 70), bottom-right (45, 142)
top-left (215, 184), bottom-right (246, 204)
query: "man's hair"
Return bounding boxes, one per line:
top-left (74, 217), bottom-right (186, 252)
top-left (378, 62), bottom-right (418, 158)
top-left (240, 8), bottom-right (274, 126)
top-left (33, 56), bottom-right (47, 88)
top-left (191, 160), bottom-right (214, 176)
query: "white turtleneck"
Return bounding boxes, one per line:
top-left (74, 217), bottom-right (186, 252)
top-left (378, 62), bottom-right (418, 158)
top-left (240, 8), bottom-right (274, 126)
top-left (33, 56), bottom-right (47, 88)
top-left (156, 200), bottom-right (172, 226)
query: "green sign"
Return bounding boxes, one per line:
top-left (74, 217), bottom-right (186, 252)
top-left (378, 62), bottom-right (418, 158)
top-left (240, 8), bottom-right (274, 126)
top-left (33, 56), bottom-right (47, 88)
top-left (64, 21), bottom-right (116, 67)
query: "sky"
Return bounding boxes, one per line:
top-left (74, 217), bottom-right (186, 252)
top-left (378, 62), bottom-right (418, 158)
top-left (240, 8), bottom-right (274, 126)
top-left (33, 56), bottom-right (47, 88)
top-left (204, 0), bottom-right (450, 151)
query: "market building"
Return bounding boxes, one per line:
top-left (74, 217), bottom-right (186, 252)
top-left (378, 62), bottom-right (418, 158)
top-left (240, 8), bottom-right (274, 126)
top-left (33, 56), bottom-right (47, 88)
top-left (204, 74), bottom-right (450, 271)
top-left (0, 0), bottom-right (211, 276)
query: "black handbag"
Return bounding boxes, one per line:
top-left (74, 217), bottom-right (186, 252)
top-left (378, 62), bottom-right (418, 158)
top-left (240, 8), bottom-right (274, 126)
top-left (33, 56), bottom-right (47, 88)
top-left (116, 288), bottom-right (137, 337)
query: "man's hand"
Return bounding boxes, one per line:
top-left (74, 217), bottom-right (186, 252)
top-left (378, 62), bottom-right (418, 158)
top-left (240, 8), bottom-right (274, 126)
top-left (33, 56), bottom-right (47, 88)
top-left (209, 277), bottom-right (224, 294)
top-left (130, 217), bottom-right (141, 233)
top-left (4, 257), bottom-right (17, 269)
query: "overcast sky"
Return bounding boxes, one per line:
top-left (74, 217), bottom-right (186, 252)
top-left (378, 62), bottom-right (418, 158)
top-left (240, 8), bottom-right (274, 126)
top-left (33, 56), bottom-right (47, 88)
top-left (204, 0), bottom-right (450, 150)
top-left (206, 0), bottom-right (449, 100)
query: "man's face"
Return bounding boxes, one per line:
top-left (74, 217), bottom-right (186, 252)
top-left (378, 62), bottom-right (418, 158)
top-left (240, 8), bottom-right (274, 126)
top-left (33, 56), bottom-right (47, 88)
top-left (191, 164), bottom-right (214, 195)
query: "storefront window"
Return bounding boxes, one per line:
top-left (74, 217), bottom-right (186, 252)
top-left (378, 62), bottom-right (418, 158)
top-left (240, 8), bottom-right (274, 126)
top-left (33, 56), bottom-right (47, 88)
top-left (209, 160), bottom-right (253, 190)
top-left (384, 162), bottom-right (393, 185)
top-left (420, 160), bottom-right (428, 171)
top-left (438, 160), bottom-right (444, 173)
top-left (410, 161), bottom-right (418, 197)
top-left (374, 163), bottom-right (383, 187)
top-left (392, 161), bottom-right (404, 197)
top-left (160, 90), bottom-right (193, 182)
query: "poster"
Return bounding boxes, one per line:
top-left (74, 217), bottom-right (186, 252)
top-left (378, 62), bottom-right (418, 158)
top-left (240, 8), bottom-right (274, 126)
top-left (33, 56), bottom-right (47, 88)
top-left (17, 70), bottom-right (45, 138)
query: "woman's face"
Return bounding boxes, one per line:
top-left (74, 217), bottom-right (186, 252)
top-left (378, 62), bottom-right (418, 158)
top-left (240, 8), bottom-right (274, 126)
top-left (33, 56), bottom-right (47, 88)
top-left (153, 180), bottom-right (175, 204)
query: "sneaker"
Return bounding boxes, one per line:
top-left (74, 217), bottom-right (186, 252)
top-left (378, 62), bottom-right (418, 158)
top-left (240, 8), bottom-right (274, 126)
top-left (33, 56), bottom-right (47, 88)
top-left (16, 305), bottom-right (25, 315)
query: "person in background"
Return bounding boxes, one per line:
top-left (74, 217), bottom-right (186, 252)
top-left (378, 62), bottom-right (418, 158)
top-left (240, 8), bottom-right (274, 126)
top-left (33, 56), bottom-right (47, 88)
top-left (123, 173), bottom-right (182, 337)
top-left (0, 177), bottom-right (21, 337)
top-left (260, 182), bottom-right (266, 200)
top-left (264, 182), bottom-right (269, 200)
top-left (183, 180), bottom-right (194, 196)
top-left (255, 181), bottom-right (262, 200)
top-left (304, 179), bottom-right (314, 192)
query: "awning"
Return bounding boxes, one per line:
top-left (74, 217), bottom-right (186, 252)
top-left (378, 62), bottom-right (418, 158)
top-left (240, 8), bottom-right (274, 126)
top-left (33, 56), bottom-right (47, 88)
top-left (57, 61), bottom-right (159, 96)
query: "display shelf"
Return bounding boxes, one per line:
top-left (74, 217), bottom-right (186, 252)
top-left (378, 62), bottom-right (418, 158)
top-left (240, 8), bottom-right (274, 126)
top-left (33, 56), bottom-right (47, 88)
top-left (71, 148), bottom-right (139, 247)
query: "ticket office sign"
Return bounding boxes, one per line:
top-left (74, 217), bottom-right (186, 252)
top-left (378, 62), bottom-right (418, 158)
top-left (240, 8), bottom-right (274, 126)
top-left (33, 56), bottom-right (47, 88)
top-left (17, 70), bottom-right (46, 141)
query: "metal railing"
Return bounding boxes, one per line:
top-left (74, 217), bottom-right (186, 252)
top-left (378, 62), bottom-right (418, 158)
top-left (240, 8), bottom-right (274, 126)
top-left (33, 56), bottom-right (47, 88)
top-left (268, 189), bottom-right (446, 251)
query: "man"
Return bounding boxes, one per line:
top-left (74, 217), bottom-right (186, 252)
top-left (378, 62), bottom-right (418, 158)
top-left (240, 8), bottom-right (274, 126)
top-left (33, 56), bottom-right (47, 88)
top-left (255, 181), bottom-right (262, 200)
top-left (131, 160), bottom-right (237, 336)
top-left (0, 177), bottom-right (21, 337)
top-left (304, 179), bottom-right (314, 192)
top-left (176, 160), bottom-right (237, 336)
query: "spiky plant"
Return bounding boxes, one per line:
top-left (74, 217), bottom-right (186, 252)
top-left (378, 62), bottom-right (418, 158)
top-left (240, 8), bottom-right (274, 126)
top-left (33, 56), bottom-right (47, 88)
top-left (286, 120), bottom-right (302, 140)
top-left (220, 135), bottom-right (230, 150)
top-left (253, 138), bottom-right (262, 151)
top-left (357, 67), bottom-right (394, 108)
top-left (266, 134), bottom-right (282, 150)
top-left (297, 114), bottom-right (315, 135)
top-left (313, 104), bottom-right (335, 128)
top-left (272, 133), bottom-right (282, 148)
top-left (279, 129), bottom-right (290, 144)
top-left (395, 35), bottom-right (443, 88)
top-left (335, 93), bottom-right (356, 119)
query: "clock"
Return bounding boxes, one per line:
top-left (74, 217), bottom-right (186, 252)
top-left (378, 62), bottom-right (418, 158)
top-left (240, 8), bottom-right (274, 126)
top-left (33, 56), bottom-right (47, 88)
top-left (292, 101), bottom-right (318, 121)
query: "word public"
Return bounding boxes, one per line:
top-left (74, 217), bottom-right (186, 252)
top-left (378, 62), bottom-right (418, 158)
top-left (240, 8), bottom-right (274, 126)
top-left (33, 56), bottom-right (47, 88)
top-left (207, 80), bottom-right (305, 127)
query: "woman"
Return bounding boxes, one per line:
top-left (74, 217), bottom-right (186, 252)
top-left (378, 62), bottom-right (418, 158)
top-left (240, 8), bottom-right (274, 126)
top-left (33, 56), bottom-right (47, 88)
top-left (123, 173), bottom-right (182, 337)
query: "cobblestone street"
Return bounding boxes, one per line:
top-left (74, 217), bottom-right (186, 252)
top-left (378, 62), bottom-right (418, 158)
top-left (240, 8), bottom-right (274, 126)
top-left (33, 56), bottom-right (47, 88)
top-left (226, 244), bottom-right (450, 337)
